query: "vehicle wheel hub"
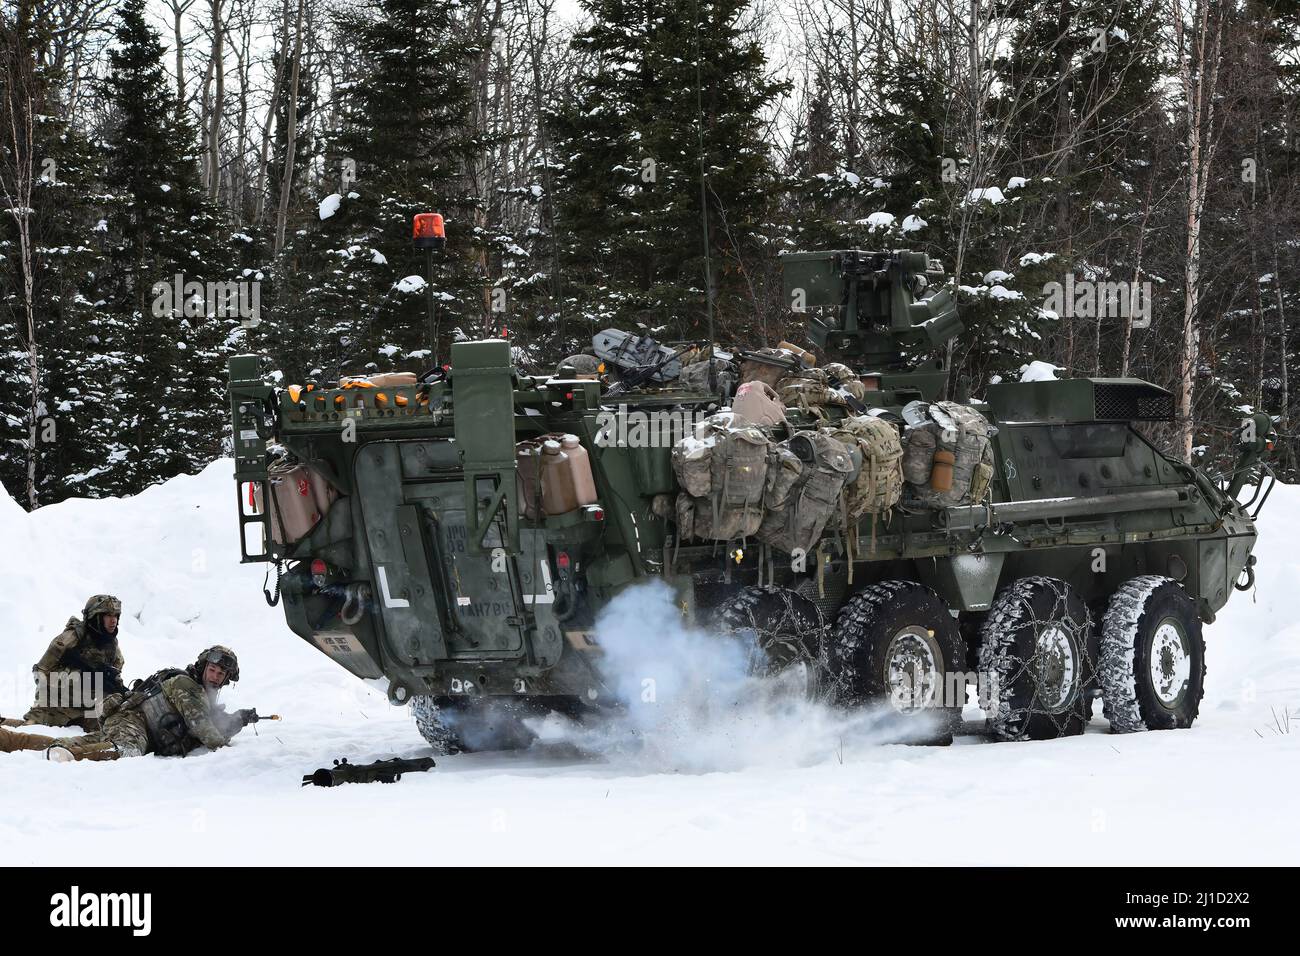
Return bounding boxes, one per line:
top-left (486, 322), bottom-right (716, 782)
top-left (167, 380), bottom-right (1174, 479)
top-left (1033, 624), bottom-right (1077, 712)
top-left (1150, 620), bottom-right (1190, 707)
top-left (885, 626), bottom-right (941, 714)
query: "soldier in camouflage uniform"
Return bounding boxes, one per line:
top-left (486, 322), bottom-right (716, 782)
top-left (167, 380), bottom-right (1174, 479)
top-left (19, 594), bottom-right (127, 731)
top-left (0, 646), bottom-right (262, 762)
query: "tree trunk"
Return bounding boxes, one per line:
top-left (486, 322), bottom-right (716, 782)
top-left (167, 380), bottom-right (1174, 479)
top-left (208, 0), bottom-right (225, 202)
top-left (1173, 0), bottom-right (1222, 463)
top-left (274, 0), bottom-right (305, 255)
top-left (253, 0), bottom-right (291, 227)
top-left (170, 0), bottom-right (195, 120)
top-left (1265, 171), bottom-right (1291, 467)
top-left (198, 54), bottom-right (214, 192)
top-left (1122, 176), bottom-right (1155, 377)
top-left (1, 75), bottom-right (41, 508)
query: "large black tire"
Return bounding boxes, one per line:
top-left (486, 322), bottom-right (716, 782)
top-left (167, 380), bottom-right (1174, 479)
top-left (715, 585), bottom-right (826, 699)
top-left (410, 696), bottom-right (539, 754)
top-left (827, 580), bottom-right (967, 744)
top-left (1100, 576), bottom-right (1205, 732)
top-left (978, 576), bottom-right (1092, 741)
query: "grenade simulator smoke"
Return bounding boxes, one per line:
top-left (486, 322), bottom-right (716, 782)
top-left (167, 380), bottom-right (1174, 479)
top-left (229, 232), bottom-right (1275, 746)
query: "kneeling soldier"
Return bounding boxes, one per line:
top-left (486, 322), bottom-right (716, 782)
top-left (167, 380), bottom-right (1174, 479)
top-left (21, 594), bottom-right (127, 731)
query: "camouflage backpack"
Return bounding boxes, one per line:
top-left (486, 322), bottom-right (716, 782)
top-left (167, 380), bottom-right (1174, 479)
top-left (901, 401), bottom-right (995, 508)
top-left (822, 414), bottom-right (904, 525)
top-left (777, 364), bottom-right (870, 415)
top-left (755, 430), bottom-right (855, 555)
top-left (672, 414), bottom-right (770, 541)
top-left (822, 363), bottom-right (868, 404)
top-left (776, 368), bottom-right (842, 413)
top-left (679, 356), bottom-right (736, 396)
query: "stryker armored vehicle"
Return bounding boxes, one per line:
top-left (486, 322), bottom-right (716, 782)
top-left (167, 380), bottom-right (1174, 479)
top-left (228, 249), bottom-right (1274, 748)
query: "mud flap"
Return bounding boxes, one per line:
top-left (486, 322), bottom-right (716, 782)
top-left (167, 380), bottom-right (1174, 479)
top-left (921, 552), bottom-right (1006, 612)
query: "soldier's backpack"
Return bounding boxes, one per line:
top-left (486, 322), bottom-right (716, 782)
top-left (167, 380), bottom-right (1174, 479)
top-left (672, 414), bottom-right (770, 541)
top-left (755, 430), bottom-right (856, 555)
top-left (776, 367), bottom-right (841, 413)
top-left (678, 356), bottom-right (736, 396)
top-left (776, 365), bottom-right (870, 415)
top-left (901, 401), bottom-right (995, 508)
top-left (737, 346), bottom-right (805, 388)
top-left (822, 363), bottom-right (868, 404)
top-left (822, 414), bottom-right (904, 525)
top-left (592, 328), bottom-right (682, 382)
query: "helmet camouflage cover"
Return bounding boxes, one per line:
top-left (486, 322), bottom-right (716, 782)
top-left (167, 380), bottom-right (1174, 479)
top-left (82, 594), bottom-right (122, 620)
top-left (195, 645), bottom-right (240, 685)
top-left (555, 354), bottom-right (602, 378)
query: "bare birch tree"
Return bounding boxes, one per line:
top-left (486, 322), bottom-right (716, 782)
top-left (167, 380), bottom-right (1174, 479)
top-left (0, 26), bottom-right (41, 508)
top-left (1170, 0), bottom-right (1223, 462)
top-left (273, 0), bottom-right (305, 254)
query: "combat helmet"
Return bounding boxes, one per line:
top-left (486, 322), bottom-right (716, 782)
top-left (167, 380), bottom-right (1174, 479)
top-left (82, 594), bottom-right (122, 632)
top-left (555, 354), bottom-right (602, 379)
top-left (194, 645), bottom-right (240, 686)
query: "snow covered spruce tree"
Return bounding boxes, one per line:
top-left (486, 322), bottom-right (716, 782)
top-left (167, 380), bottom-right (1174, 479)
top-left (783, 39), bottom-right (1058, 396)
top-left (986, 2), bottom-right (1165, 381)
top-left (95, 0), bottom-right (236, 495)
top-left (0, 6), bottom-right (122, 507)
top-left (547, 0), bottom-right (786, 347)
top-left (268, 0), bottom-right (482, 385)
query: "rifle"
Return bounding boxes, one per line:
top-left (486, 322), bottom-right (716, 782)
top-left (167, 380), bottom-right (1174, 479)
top-left (57, 646), bottom-right (128, 697)
top-left (228, 709), bottom-right (281, 736)
top-left (301, 756), bottom-right (436, 787)
top-left (734, 347), bottom-right (805, 377)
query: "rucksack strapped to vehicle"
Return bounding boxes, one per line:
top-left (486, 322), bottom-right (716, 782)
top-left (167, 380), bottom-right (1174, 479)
top-left (820, 413), bottom-right (904, 562)
top-left (900, 400), bottom-right (995, 508)
top-left (755, 430), bottom-right (855, 556)
top-left (672, 414), bottom-right (770, 541)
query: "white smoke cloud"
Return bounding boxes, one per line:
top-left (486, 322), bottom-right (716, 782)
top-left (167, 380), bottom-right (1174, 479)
top-left (527, 579), bottom-right (944, 771)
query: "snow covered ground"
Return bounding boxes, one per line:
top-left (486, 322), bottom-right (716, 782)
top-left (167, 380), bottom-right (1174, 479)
top-left (1, 461), bottom-right (1297, 866)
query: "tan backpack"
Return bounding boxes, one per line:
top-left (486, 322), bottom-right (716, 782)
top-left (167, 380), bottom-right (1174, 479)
top-left (672, 414), bottom-right (770, 540)
top-left (754, 430), bottom-right (855, 555)
top-left (777, 368), bottom-right (843, 413)
top-left (823, 414), bottom-right (903, 524)
top-left (901, 401), bottom-right (995, 508)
